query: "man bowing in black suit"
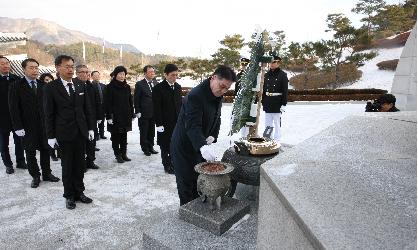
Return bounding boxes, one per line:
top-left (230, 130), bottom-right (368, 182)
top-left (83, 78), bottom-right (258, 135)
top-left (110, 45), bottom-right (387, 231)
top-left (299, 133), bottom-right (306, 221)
top-left (134, 65), bottom-right (158, 156)
top-left (8, 58), bottom-right (60, 188)
top-left (44, 55), bottom-right (95, 209)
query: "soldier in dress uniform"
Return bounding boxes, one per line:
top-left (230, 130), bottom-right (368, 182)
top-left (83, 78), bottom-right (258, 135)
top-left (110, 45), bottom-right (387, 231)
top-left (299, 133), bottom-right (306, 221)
top-left (261, 55), bottom-right (288, 143)
top-left (234, 57), bottom-right (250, 97)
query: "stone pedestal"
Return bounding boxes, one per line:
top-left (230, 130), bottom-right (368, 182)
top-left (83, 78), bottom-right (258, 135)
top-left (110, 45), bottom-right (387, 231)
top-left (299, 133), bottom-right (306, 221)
top-left (142, 201), bottom-right (258, 250)
top-left (179, 197), bottom-right (250, 236)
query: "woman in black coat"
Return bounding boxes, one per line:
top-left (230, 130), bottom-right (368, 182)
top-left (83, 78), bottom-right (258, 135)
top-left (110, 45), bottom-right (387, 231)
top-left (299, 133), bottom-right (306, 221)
top-left (104, 66), bottom-right (134, 163)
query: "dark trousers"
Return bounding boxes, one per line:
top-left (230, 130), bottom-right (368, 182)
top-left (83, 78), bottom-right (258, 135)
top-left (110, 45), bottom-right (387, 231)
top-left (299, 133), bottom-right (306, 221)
top-left (160, 145), bottom-right (173, 171)
top-left (97, 118), bottom-right (105, 138)
top-left (138, 117), bottom-right (155, 152)
top-left (85, 138), bottom-right (96, 166)
top-left (26, 149), bottom-right (51, 178)
top-left (111, 132), bottom-right (127, 156)
top-left (0, 131), bottom-right (25, 167)
top-left (59, 133), bottom-right (86, 198)
top-left (175, 172), bottom-right (199, 206)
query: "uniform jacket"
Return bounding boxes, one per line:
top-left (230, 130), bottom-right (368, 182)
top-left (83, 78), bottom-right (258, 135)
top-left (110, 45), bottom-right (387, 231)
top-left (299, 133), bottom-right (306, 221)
top-left (262, 68), bottom-right (289, 113)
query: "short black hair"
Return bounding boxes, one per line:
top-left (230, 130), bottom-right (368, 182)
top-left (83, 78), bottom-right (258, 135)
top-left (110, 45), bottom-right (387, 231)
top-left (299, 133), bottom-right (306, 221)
top-left (143, 65), bottom-right (154, 74)
top-left (164, 64), bottom-right (178, 74)
top-left (0, 56), bottom-right (10, 62)
top-left (39, 73), bottom-right (54, 82)
top-left (54, 55), bottom-right (74, 66)
top-left (213, 65), bottom-right (237, 82)
top-left (378, 93), bottom-right (397, 104)
top-left (110, 65), bottom-right (128, 78)
top-left (91, 70), bottom-right (100, 77)
top-left (21, 58), bottom-right (39, 68)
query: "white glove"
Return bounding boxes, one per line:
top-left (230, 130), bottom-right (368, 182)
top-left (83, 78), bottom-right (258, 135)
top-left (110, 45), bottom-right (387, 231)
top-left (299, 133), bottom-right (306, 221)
top-left (107, 119), bottom-right (113, 125)
top-left (136, 113), bottom-right (141, 118)
top-left (88, 130), bottom-right (94, 141)
top-left (200, 145), bottom-right (216, 161)
top-left (206, 136), bottom-right (215, 145)
top-left (280, 106), bottom-right (286, 113)
top-left (156, 126), bottom-right (164, 133)
top-left (15, 129), bottom-right (25, 137)
top-left (48, 138), bottom-right (58, 149)
top-left (97, 120), bottom-right (102, 124)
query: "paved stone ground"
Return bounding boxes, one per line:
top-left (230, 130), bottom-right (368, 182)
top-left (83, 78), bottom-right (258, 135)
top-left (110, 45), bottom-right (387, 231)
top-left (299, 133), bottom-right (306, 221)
top-left (0, 103), bottom-right (365, 249)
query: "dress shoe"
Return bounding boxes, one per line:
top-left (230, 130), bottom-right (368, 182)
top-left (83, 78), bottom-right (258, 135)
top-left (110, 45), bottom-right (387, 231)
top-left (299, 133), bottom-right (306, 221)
top-left (5, 166), bottom-right (14, 174)
top-left (43, 174), bottom-right (60, 182)
top-left (16, 162), bottom-right (27, 169)
top-left (31, 177), bottom-right (40, 188)
top-left (149, 148), bottom-right (159, 154)
top-left (100, 135), bottom-right (107, 139)
top-left (121, 154), bottom-right (131, 161)
top-left (95, 147), bottom-right (100, 151)
top-left (143, 151), bottom-right (151, 156)
top-left (66, 198), bottom-right (76, 209)
top-left (75, 193), bottom-right (93, 204)
top-left (116, 155), bottom-right (124, 163)
top-left (87, 163), bottom-right (100, 169)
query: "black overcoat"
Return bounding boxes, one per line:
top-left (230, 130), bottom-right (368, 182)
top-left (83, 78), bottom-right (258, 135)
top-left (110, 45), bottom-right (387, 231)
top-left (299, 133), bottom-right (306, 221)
top-left (0, 73), bottom-right (20, 133)
top-left (104, 79), bottom-right (134, 133)
top-left (8, 78), bottom-right (48, 150)
top-left (152, 79), bottom-right (182, 147)
top-left (170, 79), bottom-right (222, 182)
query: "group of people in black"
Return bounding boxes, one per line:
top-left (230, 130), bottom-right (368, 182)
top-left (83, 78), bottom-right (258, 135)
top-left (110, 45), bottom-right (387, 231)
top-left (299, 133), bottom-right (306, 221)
top-left (1, 51), bottom-right (290, 208)
top-left (0, 54), bottom-right (191, 209)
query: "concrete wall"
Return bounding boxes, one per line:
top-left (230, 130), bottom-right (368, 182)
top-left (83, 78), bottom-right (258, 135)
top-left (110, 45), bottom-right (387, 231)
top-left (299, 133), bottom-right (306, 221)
top-left (391, 24), bottom-right (417, 111)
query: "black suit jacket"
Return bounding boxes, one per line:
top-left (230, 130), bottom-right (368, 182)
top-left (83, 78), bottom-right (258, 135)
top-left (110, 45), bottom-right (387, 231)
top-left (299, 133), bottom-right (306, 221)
top-left (44, 78), bottom-right (94, 142)
top-left (152, 79), bottom-right (182, 147)
top-left (134, 79), bottom-right (157, 118)
top-left (0, 73), bottom-right (20, 133)
top-left (8, 78), bottom-right (48, 150)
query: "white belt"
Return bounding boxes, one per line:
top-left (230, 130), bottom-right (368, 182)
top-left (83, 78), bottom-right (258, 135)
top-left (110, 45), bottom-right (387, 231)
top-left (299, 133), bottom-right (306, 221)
top-left (266, 92), bottom-right (282, 96)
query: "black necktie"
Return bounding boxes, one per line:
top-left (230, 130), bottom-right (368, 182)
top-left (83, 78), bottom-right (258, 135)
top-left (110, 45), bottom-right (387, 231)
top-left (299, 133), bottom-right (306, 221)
top-left (68, 83), bottom-right (75, 97)
top-left (148, 82), bottom-right (153, 92)
top-left (30, 80), bottom-right (37, 94)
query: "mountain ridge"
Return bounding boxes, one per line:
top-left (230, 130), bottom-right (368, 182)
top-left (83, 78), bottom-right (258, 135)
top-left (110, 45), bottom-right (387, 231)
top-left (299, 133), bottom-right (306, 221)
top-left (0, 17), bottom-right (141, 54)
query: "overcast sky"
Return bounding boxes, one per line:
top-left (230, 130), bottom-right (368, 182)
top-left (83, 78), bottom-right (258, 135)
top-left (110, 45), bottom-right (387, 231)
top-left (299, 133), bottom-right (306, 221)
top-left (2, 0), bottom-right (401, 58)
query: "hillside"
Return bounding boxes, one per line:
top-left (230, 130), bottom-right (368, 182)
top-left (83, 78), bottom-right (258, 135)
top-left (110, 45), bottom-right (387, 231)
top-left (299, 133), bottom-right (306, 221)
top-left (339, 46), bottom-right (404, 91)
top-left (0, 17), bottom-right (140, 54)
